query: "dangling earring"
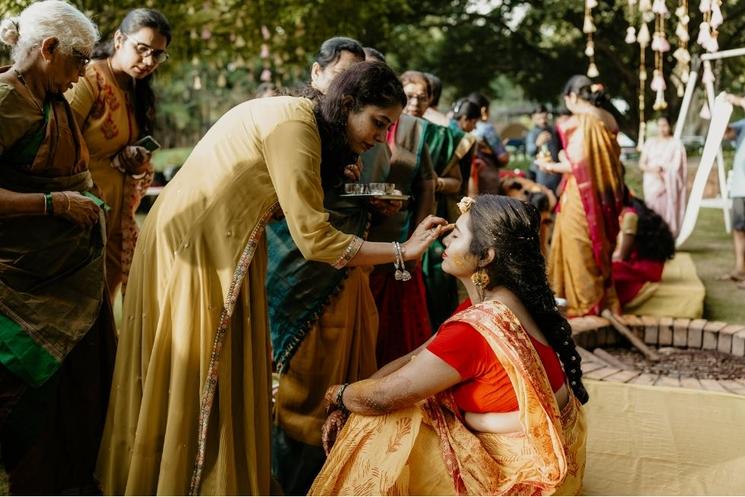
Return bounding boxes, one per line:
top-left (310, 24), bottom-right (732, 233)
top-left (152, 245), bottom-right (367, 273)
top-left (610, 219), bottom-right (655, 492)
top-left (470, 268), bottom-right (490, 303)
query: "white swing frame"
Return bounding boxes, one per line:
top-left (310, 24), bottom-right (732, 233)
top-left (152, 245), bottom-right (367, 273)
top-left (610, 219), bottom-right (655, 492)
top-left (674, 48), bottom-right (745, 247)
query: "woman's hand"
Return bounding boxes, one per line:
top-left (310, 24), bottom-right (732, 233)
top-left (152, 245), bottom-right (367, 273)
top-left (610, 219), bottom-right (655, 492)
top-left (324, 384), bottom-right (342, 407)
top-left (52, 191), bottom-right (100, 227)
top-left (114, 146), bottom-right (152, 176)
top-left (343, 162), bottom-right (361, 182)
top-left (535, 130), bottom-right (552, 147)
top-left (321, 409), bottom-right (349, 455)
top-left (369, 189), bottom-right (404, 217)
top-left (402, 215), bottom-right (452, 261)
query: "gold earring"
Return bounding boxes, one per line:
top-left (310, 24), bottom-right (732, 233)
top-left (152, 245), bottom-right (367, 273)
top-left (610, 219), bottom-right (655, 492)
top-left (470, 268), bottom-right (489, 302)
top-left (471, 268), bottom-right (490, 288)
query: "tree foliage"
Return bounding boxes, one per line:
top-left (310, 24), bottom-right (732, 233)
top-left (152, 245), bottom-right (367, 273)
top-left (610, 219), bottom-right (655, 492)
top-left (4, 0), bottom-right (745, 141)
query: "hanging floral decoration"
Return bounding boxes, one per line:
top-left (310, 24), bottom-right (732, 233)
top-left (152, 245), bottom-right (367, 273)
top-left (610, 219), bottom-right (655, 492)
top-left (651, 0), bottom-right (670, 111)
top-left (671, 0), bottom-right (690, 97)
top-left (584, 0), bottom-right (599, 78)
top-left (697, 0), bottom-right (722, 54)
top-left (632, 0), bottom-right (655, 148)
top-left (260, 25), bottom-right (273, 82)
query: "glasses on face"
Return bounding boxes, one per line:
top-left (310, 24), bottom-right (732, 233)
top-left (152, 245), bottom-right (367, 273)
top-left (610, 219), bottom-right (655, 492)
top-left (124, 35), bottom-right (169, 64)
top-left (71, 48), bottom-right (91, 69)
top-left (405, 93), bottom-right (429, 103)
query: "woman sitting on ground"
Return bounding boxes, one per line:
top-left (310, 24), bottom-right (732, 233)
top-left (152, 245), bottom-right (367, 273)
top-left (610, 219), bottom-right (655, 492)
top-left (311, 195), bottom-right (588, 496)
top-left (612, 194), bottom-right (676, 307)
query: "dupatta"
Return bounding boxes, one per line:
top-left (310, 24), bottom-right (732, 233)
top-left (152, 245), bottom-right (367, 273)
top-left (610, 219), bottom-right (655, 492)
top-left (266, 176), bottom-right (375, 373)
top-left (0, 90), bottom-right (104, 387)
top-left (310, 300), bottom-right (586, 496)
top-left (556, 113), bottom-right (624, 271)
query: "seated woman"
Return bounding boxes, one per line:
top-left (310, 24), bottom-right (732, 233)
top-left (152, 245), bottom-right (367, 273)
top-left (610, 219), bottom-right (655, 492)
top-left (311, 195), bottom-right (588, 496)
top-left (612, 195), bottom-right (676, 307)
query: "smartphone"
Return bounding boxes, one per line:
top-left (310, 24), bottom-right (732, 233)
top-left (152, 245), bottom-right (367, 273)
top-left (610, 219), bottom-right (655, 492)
top-left (134, 135), bottom-right (162, 152)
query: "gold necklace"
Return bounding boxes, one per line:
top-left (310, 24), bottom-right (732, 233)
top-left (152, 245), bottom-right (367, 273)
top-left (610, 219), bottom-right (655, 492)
top-left (12, 68), bottom-right (44, 113)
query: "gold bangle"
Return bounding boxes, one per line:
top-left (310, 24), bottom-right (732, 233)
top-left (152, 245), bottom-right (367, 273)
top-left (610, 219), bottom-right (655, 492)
top-left (61, 192), bottom-right (71, 213)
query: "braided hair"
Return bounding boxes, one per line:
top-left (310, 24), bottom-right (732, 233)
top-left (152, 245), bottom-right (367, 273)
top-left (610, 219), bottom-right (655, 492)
top-left (468, 195), bottom-right (589, 404)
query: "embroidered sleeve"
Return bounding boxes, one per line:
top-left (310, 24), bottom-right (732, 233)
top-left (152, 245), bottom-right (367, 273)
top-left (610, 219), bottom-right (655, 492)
top-left (332, 236), bottom-right (363, 269)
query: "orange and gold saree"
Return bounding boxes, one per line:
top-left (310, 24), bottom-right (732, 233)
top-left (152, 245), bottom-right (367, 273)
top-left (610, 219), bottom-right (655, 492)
top-left (549, 113), bottom-right (624, 317)
top-left (310, 301), bottom-right (587, 496)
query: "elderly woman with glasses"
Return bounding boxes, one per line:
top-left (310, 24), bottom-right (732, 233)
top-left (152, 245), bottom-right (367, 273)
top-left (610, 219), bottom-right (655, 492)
top-left (66, 8), bottom-right (171, 302)
top-left (0, 1), bottom-right (118, 493)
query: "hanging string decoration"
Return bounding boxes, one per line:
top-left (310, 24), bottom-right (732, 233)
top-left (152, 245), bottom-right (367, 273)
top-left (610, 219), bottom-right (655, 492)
top-left (697, 0), bottom-right (722, 54)
top-left (651, 0), bottom-right (670, 111)
top-left (671, 0), bottom-right (690, 97)
top-left (626, 0), bottom-right (638, 43)
top-left (636, 0), bottom-right (654, 148)
top-left (260, 25), bottom-right (272, 83)
top-left (584, 0), bottom-right (599, 78)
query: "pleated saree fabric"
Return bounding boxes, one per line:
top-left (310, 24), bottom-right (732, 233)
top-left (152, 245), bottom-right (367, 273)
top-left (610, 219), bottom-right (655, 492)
top-left (310, 301), bottom-right (587, 496)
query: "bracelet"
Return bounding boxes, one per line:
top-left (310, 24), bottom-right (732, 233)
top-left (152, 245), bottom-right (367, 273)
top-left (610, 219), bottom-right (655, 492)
top-left (392, 242), bottom-right (402, 280)
top-left (44, 192), bottom-right (54, 216)
top-left (393, 242), bottom-right (411, 281)
top-left (61, 192), bottom-right (71, 213)
top-left (41, 193), bottom-right (47, 215)
top-left (335, 383), bottom-right (350, 413)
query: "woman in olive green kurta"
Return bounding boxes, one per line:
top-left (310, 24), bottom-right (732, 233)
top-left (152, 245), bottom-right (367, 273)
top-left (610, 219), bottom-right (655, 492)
top-left (96, 62), bottom-right (449, 495)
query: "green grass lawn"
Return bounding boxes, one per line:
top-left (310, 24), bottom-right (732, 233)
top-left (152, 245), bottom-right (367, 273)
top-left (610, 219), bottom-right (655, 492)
top-left (679, 208), bottom-right (745, 323)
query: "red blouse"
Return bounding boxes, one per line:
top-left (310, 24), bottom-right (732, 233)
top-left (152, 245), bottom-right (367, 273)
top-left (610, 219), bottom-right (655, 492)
top-left (427, 300), bottom-right (565, 413)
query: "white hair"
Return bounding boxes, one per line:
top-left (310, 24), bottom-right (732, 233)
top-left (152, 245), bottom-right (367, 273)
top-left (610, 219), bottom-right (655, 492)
top-left (0, 0), bottom-right (99, 62)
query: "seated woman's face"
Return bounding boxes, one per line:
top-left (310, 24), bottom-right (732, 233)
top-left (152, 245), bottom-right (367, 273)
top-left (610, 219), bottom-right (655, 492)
top-left (345, 104), bottom-right (401, 153)
top-left (441, 213), bottom-right (479, 278)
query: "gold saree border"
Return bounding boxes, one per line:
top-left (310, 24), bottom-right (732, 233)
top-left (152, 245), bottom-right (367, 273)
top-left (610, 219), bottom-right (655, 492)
top-left (189, 201), bottom-right (279, 495)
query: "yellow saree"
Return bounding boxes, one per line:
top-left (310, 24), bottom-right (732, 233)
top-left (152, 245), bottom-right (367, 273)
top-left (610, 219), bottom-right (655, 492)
top-left (310, 301), bottom-right (587, 496)
top-left (549, 113), bottom-right (624, 317)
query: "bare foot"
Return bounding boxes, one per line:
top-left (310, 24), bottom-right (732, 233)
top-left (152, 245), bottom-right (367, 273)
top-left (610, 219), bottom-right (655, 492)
top-left (716, 271), bottom-right (745, 282)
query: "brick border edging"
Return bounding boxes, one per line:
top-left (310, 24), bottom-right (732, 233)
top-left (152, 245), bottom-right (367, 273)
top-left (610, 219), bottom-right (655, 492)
top-left (569, 315), bottom-right (745, 395)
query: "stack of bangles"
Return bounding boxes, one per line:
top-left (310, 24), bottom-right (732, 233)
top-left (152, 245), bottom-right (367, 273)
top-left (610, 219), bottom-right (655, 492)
top-left (42, 192), bottom-right (71, 216)
top-left (334, 383), bottom-right (350, 414)
top-left (392, 241), bottom-right (411, 281)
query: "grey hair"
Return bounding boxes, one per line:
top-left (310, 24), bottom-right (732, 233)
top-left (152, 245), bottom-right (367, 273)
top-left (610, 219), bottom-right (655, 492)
top-left (0, 0), bottom-right (98, 61)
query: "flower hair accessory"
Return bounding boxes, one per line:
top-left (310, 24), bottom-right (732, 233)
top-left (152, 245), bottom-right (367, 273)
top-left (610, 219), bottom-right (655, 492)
top-left (458, 196), bottom-right (475, 214)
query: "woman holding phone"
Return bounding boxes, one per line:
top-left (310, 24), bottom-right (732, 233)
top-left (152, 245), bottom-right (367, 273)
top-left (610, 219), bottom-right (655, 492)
top-left (66, 8), bottom-right (171, 301)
